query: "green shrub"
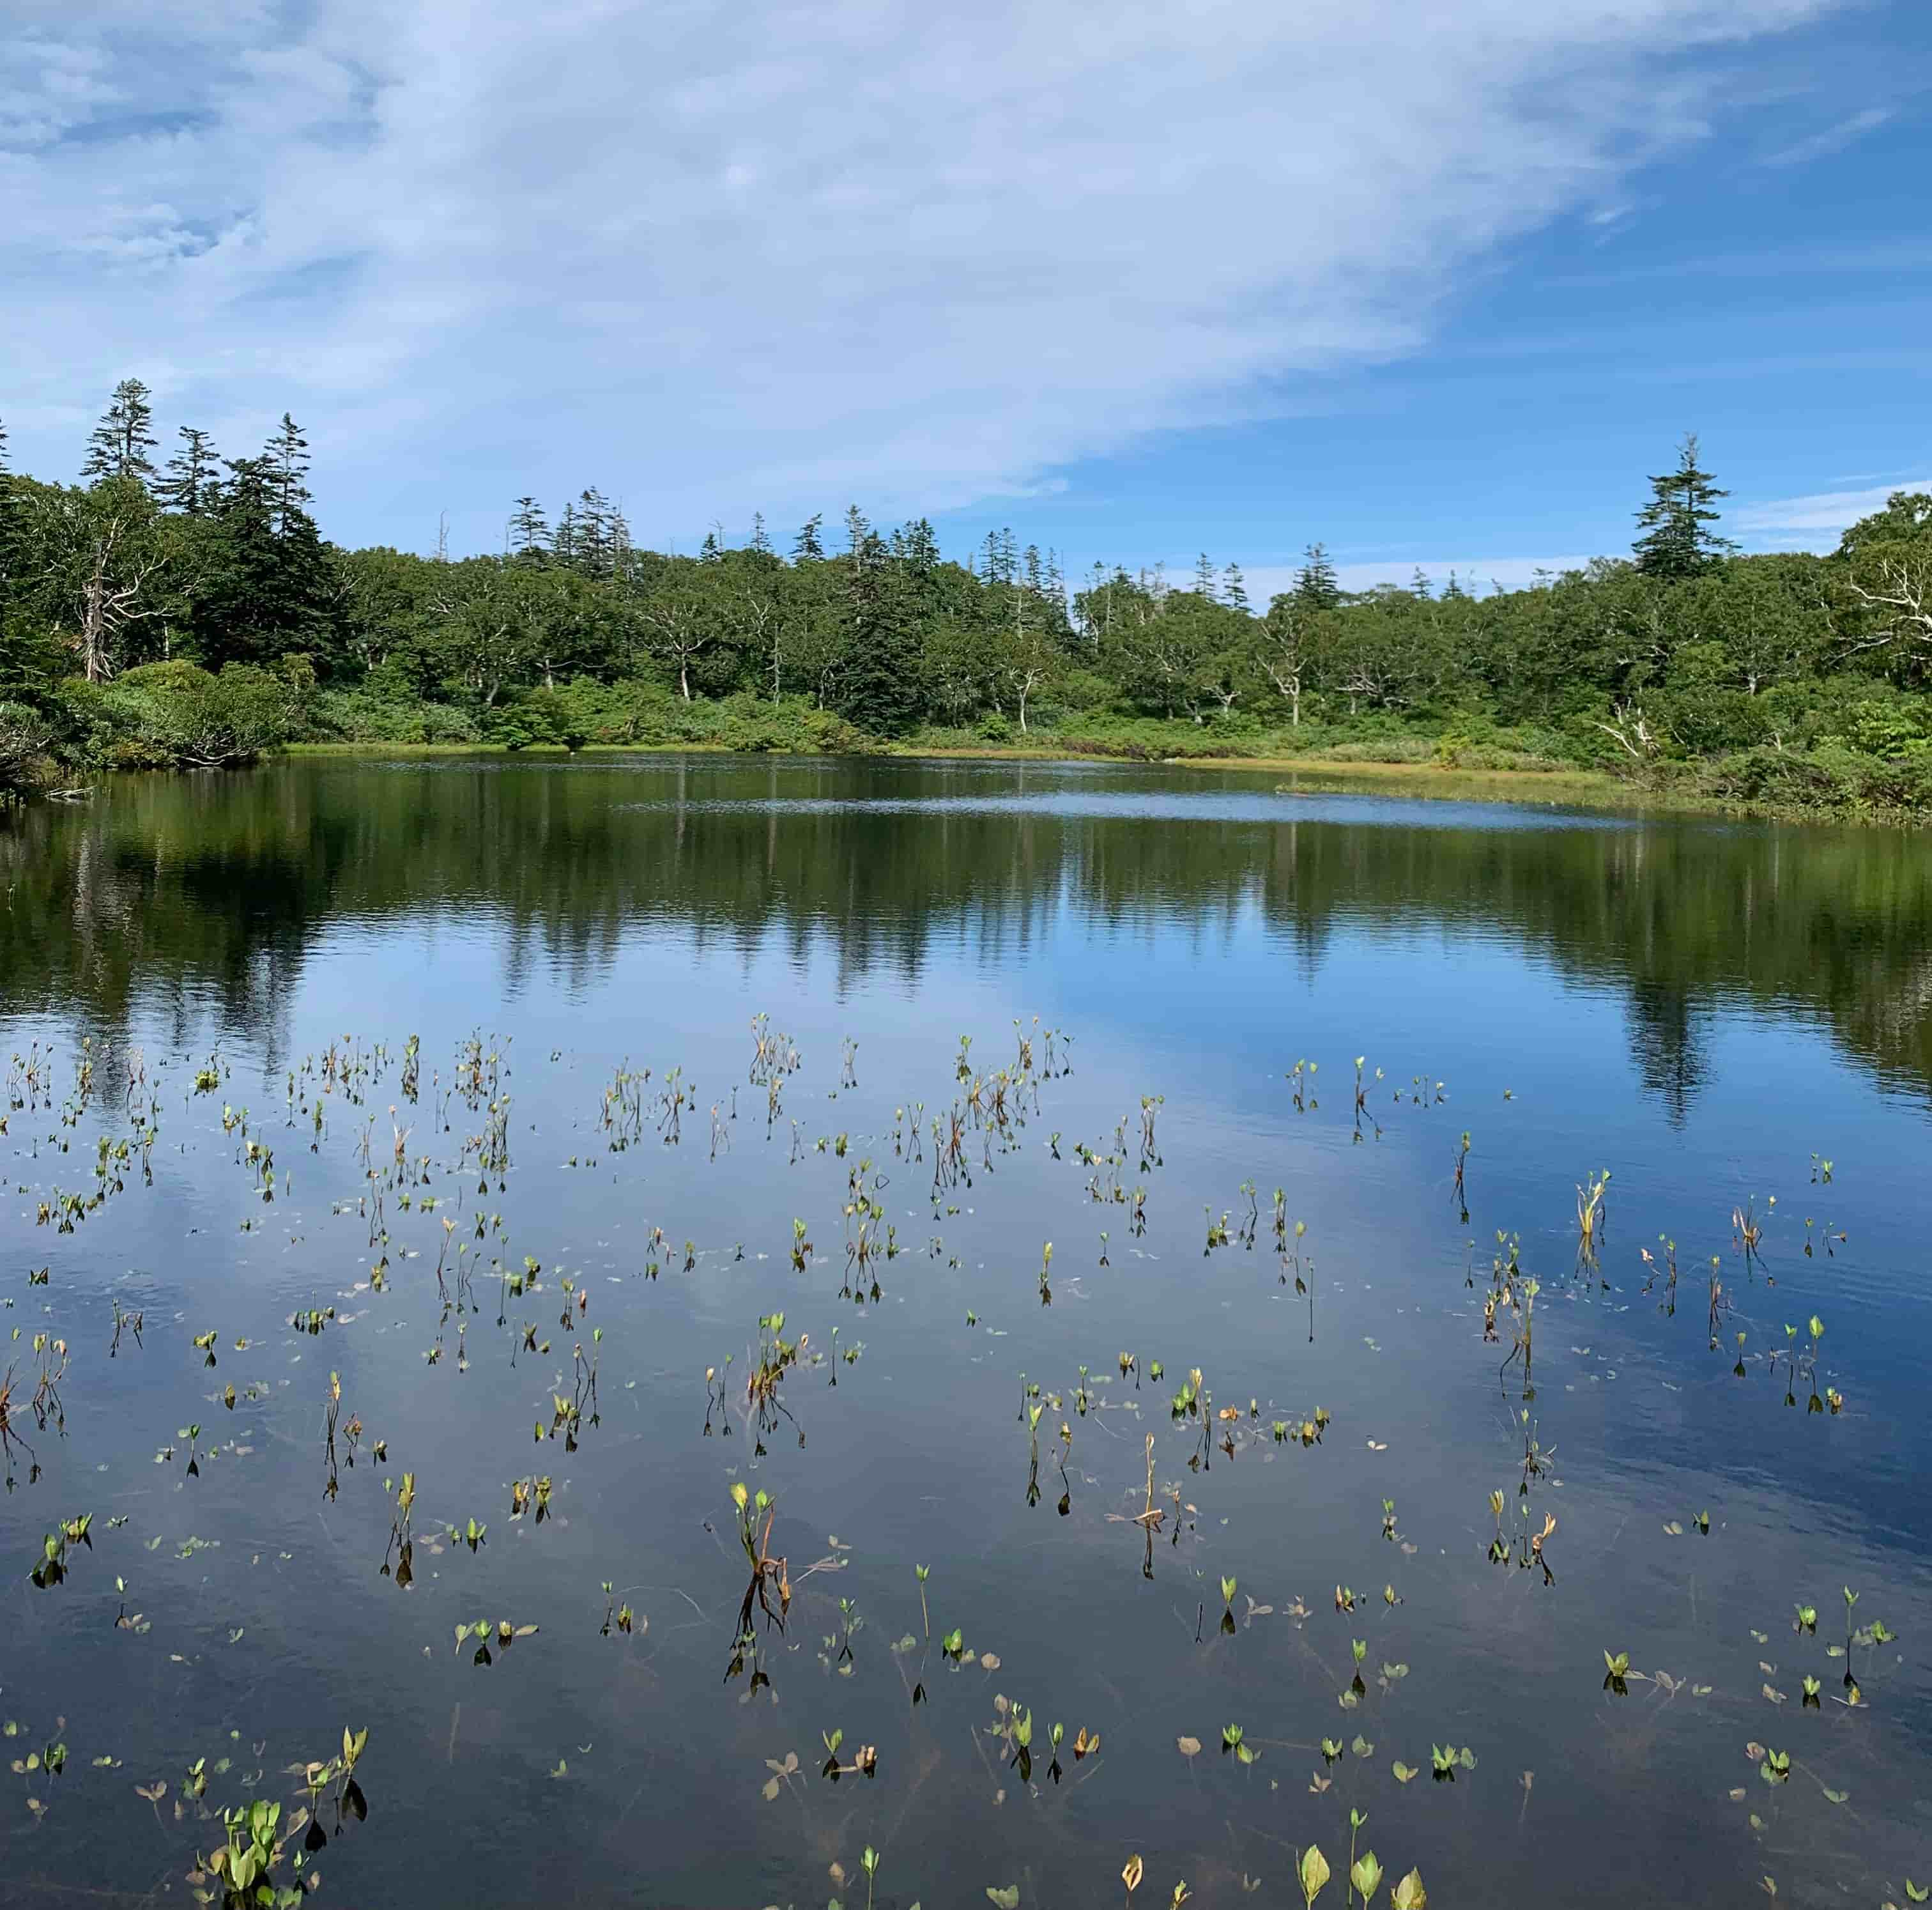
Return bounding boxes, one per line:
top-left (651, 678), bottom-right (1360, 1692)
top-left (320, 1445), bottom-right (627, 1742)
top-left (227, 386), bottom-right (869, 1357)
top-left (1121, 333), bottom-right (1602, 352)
top-left (0, 700), bottom-right (56, 795)
top-left (56, 661), bottom-right (307, 769)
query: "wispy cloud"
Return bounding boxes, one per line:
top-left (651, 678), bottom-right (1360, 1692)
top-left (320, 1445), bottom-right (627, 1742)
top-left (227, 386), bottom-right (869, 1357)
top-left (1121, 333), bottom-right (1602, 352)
top-left (1735, 478), bottom-right (1932, 546)
top-left (0, 0), bottom-right (1844, 552)
top-left (1759, 104), bottom-right (1894, 166)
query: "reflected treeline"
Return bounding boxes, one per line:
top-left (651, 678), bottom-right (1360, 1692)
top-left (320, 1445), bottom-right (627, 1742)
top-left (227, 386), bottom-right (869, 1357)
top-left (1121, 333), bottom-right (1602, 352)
top-left (4, 757), bottom-right (1931, 1109)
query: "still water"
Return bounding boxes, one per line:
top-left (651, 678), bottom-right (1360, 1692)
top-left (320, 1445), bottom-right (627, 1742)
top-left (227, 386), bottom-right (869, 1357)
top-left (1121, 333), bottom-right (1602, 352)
top-left (2, 754), bottom-right (1928, 1909)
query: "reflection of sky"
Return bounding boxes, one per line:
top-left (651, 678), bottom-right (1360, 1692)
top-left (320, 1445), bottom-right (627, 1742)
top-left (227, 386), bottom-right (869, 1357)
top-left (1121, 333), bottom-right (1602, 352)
top-left (6, 769), bottom-right (1932, 1909)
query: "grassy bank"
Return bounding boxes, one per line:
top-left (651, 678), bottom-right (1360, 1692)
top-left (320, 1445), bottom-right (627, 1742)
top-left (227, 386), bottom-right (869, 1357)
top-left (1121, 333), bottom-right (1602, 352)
top-left (277, 729), bottom-right (1932, 828)
top-left (12, 673), bottom-right (1932, 829)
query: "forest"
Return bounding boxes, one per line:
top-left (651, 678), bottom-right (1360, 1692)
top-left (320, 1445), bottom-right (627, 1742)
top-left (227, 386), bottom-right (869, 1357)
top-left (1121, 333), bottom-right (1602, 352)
top-left (3, 378), bottom-right (1931, 817)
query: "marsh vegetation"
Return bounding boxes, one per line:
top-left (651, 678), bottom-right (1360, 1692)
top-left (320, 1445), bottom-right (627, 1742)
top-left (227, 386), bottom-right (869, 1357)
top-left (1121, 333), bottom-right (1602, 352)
top-left (1, 757), bottom-right (1928, 1907)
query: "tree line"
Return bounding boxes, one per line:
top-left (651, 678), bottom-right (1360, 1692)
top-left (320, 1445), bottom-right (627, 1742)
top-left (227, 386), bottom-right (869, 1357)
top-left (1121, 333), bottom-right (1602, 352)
top-left (3, 382), bottom-right (1931, 781)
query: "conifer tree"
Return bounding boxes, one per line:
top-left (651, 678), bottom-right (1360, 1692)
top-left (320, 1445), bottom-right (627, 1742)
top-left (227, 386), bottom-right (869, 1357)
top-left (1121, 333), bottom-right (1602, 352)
top-left (792, 514), bottom-right (824, 562)
top-left (81, 378), bottom-right (159, 486)
top-left (1193, 551), bottom-right (1216, 597)
top-left (1294, 542), bottom-right (1341, 610)
top-left (749, 511), bottom-right (772, 556)
top-left (1223, 561), bottom-right (1249, 611)
top-left (509, 497), bottom-right (549, 562)
top-left (835, 530), bottom-right (921, 734)
top-left (1632, 433), bottom-right (1738, 577)
top-left (268, 413), bottom-right (311, 534)
top-left (157, 427), bottom-right (221, 515)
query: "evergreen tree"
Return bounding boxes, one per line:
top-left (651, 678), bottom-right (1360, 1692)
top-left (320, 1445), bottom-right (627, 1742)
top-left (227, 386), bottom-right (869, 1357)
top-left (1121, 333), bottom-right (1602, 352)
top-left (699, 527), bottom-right (723, 563)
top-left (834, 530), bottom-right (921, 734)
top-left (0, 416), bottom-right (12, 603)
top-left (509, 497), bottom-right (549, 563)
top-left (1223, 562), bottom-right (1249, 611)
top-left (1193, 551), bottom-right (1216, 598)
top-left (81, 378), bottom-right (159, 486)
top-left (793, 513), bottom-right (824, 562)
top-left (749, 511), bottom-right (772, 557)
top-left (191, 454), bottom-right (332, 668)
top-left (1409, 567), bottom-right (1432, 601)
top-left (897, 518), bottom-right (939, 577)
top-left (572, 488), bottom-right (614, 576)
top-left (1294, 542), bottom-right (1341, 610)
top-left (1632, 433), bottom-right (1738, 577)
top-left (157, 427), bottom-right (220, 515)
top-left (843, 504), bottom-right (870, 557)
top-left (553, 502), bottom-right (579, 569)
top-left (268, 413), bottom-right (312, 534)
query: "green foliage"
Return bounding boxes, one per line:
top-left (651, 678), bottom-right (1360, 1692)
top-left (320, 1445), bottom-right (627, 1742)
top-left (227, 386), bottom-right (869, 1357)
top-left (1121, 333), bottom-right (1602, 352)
top-left (4, 393), bottom-right (1932, 812)
top-left (0, 698), bottom-right (55, 796)
top-left (57, 659), bottom-right (310, 769)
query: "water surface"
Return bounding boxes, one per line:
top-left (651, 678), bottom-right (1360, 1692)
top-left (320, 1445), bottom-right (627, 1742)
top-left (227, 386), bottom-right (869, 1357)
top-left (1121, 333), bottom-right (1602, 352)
top-left (3, 755), bottom-right (1928, 1908)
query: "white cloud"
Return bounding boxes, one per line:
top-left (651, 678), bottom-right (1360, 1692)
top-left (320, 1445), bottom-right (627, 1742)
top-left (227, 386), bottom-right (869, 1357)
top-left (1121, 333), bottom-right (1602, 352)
top-left (1759, 104), bottom-right (1893, 167)
top-left (1735, 479), bottom-right (1932, 546)
top-left (1, 0), bottom-right (1839, 551)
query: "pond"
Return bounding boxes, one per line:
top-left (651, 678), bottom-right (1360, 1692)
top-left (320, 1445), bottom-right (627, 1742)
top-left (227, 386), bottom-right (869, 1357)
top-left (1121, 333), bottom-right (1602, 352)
top-left (3, 753), bottom-right (1929, 1909)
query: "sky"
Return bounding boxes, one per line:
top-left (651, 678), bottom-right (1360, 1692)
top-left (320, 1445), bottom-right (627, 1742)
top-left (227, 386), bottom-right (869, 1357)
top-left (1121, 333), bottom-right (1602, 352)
top-left (3, 0), bottom-right (1929, 599)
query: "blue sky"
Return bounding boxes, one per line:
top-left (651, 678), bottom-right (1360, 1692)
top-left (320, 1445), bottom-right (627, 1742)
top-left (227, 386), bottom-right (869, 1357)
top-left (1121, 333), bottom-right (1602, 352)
top-left (3, 0), bottom-right (1928, 599)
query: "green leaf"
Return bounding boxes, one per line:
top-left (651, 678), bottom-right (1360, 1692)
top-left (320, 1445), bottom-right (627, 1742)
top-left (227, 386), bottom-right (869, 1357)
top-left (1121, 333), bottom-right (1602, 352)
top-left (1298, 1845), bottom-right (1331, 1907)
top-left (986, 1888), bottom-right (1021, 1910)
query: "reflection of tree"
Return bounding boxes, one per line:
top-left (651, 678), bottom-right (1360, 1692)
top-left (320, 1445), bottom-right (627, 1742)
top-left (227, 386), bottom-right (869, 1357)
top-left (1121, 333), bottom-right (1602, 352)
top-left (4, 761), bottom-right (1931, 1114)
top-left (1627, 982), bottom-right (1706, 1130)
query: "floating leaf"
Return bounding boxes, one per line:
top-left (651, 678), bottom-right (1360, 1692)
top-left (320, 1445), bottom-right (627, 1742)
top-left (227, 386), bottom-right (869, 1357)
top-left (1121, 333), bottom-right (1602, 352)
top-left (1392, 1760), bottom-right (1417, 1784)
top-left (1123, 1857), bottom-right (1144, 1895)
top-left (986, 1888), bottom-right (1020, 1910)
top-left (1298, 1844), bottom-right (1331, 1907)
top-left (1176, 1736), bottom-right (1201, 1759)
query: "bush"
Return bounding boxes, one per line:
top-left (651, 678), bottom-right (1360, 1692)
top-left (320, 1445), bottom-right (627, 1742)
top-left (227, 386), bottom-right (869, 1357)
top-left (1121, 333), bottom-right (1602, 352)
top-left (0, 700), bottom-right (56, 796)
top-left (1833, 696), bottom-right (1932, 759)
top-left (57, 661), bottom-right (307, 769)
top-left (309, 690), bottom-right (484, 744)
top-left (1656, 685), bottom-right (1772, 757)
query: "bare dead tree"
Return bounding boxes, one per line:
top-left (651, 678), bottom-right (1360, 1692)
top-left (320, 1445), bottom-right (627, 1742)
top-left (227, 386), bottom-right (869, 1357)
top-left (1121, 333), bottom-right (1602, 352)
top-left (641, 595), bottom-right (715, 702)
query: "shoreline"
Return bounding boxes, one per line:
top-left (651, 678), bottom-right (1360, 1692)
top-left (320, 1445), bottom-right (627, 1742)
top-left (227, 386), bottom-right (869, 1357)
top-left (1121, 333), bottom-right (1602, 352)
top-left (270, 737), bottom-right (1896, 826)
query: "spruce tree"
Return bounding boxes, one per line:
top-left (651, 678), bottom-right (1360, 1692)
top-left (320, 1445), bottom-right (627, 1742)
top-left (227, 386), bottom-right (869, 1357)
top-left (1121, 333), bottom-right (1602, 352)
top-left (843, 504), bottom-right (870, 557)
top-left (81, 378), bottom-right (159, 486)
top-left (572, 488), bottom-right (613, 576)
top-left (157, 427), bottom-right (221, 515)
top-left (1223, 562), bottom-right (1249, 611)
top-left (749, 511), bottom-right (772, 556)
top-left (509, 497), bottom-right (549, 562)
top-left (792, 514), bottom-right (824, 562)
top-left (1193, 551), bottom-right (1216, 598)
top-left (834, 530), bottom-right (921, 735)
top-left (1294, 542), bottom-right (1340, 610)
top-left (898, 518), bottom-right (939, 576)
top-left (0, 417), bottom-right (15, 633)
top-left (192, 454), bottom-right (332, 668)
top-left (268, 413), bottom-right (312, 534)
top-left (1632, 433), bottom-right (1738, 577)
